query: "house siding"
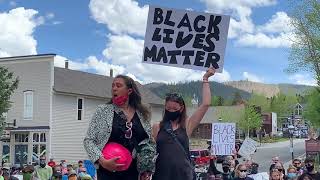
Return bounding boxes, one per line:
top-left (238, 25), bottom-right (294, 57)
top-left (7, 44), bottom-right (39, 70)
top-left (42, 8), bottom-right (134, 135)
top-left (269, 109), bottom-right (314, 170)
top-left (51, 93), bottom-right (107, 162)
top-left (0, 59), bottom-right (53, 127)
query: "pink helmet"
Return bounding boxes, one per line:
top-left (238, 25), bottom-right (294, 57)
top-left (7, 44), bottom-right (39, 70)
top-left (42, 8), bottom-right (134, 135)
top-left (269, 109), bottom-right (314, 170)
top-left (102, 142), bottom-right (132, 171)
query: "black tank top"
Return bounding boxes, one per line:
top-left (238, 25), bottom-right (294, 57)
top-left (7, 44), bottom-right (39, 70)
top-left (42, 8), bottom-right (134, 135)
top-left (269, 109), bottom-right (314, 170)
top-left (153, 127), bottom-right (194, 180)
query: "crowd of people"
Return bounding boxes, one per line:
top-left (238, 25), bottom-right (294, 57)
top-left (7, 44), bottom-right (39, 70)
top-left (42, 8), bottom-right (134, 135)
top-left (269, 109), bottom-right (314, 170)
top-left (205, 154), bottom-right (320, 180)
top-left (82, 69), bottom-right (320, 180)
top-left (0, 156), bottom-right (96, 180)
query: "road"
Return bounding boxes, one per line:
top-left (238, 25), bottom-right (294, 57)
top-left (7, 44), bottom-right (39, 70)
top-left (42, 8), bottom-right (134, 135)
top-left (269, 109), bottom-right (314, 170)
top-left (251, 138), bottom-right (306, 172)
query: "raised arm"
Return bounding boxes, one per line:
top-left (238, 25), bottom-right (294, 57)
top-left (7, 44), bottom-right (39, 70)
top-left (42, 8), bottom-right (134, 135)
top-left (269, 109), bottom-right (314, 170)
top-left (186, 68), bottom-right (215, 136)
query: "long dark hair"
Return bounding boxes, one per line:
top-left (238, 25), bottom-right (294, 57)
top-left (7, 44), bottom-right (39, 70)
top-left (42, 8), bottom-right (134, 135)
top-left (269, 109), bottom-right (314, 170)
top-left (109, 75), bottom-right (151, 121)
top-left (159, 93), bottom-right (187, 129)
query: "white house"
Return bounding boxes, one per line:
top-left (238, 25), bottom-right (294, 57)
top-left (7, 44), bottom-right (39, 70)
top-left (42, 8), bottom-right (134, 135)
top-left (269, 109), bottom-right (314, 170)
top-left (0, 54), bottom-right (164, 166)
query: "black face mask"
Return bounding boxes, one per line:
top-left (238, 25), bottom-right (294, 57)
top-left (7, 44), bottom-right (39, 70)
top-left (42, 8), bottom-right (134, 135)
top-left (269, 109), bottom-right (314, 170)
top-left (251, 167), bottom-right (258, 174)
top-left (306, 165), bottom-right (314, 172)
top-left (222, 167), bottom-right (230, 173)
top-left (164, 110), bottom-right (181, 122)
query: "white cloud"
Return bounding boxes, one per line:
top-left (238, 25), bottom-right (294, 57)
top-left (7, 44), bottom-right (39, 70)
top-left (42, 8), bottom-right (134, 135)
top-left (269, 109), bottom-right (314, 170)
top-left (86, 55), bottom-right (125, 76)
top-left (89, 0), bottom-right (148, 36)
top-left (243, 71), bottom-right (264, 82)
top-left (103, 34), bottom-right (144, 66)
top-left (46, 12), bottom-right (55, 19)
top-left (54, 55), bottom-right (89, 70)
top-left (257, 11), bottom-right (293, 33)
top-left (52, 21), bottom-right (62, 25)
top-left (235, 32), bottom-right (292, 48)
top-left (201, 0), bottom-right (294, 48)
top-left (0, 7), bottom-right (41, 57)
top-left (289, 74), bottom-right (317, 86)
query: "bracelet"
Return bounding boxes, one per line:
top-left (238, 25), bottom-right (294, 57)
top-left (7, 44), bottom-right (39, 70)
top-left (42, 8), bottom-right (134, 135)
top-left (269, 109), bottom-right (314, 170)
top-left (203, 80), bottom-right (209, 83)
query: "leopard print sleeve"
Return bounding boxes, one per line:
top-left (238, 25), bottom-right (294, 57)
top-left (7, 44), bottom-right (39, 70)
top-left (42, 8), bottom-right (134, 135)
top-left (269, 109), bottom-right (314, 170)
top-left (83, 105), bottom-right (105, 163)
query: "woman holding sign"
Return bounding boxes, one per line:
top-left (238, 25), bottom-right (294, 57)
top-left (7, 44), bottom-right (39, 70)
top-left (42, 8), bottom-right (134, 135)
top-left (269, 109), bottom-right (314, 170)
top-left (151, 67), bottom-right (215, 180)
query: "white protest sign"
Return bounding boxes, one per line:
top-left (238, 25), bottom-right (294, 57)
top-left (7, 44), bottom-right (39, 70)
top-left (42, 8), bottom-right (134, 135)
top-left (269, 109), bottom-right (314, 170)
top-left (142, 6), bottom-right (230, 72)
top-left (238, 137), bottom-right (258, 159)
top-left (211, 123), bottom-right (235, 155)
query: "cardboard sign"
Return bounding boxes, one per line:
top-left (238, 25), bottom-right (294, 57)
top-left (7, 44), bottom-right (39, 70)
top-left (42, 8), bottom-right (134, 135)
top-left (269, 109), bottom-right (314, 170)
top-left (143, 6), bottom-right (230, 72)
top-left (211, 123), bottom-right (235, 155)
top-left (238, 137), bottom-right (258, 159)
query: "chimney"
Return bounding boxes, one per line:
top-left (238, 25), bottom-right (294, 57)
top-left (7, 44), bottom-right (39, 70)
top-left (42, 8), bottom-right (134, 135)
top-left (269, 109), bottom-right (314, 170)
top-left (110, 69), bottom-right (113, 77)
top-left (65, 60), bottom-right (69, 69)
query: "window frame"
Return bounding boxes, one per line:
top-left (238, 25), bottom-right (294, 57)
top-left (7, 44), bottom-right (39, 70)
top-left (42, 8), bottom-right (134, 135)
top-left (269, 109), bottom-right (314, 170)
top-left (77, 97), bottom-right (84, 120)
top-left (23, 90), bottom-right (34, 120)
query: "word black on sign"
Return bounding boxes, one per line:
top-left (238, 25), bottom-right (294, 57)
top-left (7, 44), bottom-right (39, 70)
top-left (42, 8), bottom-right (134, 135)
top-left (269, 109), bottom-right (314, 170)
top-left (142, 6), bottom-right (230, 72)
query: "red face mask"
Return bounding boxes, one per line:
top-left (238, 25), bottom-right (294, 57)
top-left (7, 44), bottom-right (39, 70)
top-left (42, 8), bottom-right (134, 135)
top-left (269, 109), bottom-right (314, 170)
top-left (112, 95), bottom-right (129, 106)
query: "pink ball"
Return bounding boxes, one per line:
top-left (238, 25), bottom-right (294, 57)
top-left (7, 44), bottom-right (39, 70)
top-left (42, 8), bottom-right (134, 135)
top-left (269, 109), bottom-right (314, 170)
top-left (102, 142), bottom-right (132, 171)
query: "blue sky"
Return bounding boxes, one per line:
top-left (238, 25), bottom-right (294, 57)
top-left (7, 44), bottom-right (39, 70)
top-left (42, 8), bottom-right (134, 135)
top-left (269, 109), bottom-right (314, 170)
top-left (0, 0), bottom-right (316, 86)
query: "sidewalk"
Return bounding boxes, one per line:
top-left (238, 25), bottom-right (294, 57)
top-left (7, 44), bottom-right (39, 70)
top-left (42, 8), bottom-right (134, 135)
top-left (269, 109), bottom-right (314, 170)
top-left (257, 138), bottom-right (306, 149)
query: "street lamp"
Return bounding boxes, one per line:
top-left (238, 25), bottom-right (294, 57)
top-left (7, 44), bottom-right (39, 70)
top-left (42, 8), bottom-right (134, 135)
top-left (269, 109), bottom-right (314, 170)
top-left (288, 125), bottom-right (295, 161)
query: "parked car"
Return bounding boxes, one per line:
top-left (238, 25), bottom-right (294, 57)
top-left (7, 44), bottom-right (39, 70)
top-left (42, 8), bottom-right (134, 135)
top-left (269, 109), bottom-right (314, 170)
top-left (212, 139), bottom-right (243, 163)
top-left (190, 149), bottom-right (212, 167)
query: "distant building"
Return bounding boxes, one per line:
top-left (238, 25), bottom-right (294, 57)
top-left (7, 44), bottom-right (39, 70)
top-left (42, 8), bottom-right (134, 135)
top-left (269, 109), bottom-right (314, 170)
top-left (0, 54), bottom-right (164, 166)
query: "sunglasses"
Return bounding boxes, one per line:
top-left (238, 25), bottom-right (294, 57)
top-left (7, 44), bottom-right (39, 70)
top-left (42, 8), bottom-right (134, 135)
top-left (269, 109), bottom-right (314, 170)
top-left (125, 121), bottom-right (132, 139)
top-left (239, 170), bottom-right (247, 172)
top-left (165, 93), bottom-right (183, 102)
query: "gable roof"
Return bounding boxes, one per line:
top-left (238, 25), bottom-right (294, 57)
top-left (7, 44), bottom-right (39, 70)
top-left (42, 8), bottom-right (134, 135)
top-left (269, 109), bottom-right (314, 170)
top-left (0, 54), bottom-right (56, 62)
top-left (53, 67), bottom-right (163, 105)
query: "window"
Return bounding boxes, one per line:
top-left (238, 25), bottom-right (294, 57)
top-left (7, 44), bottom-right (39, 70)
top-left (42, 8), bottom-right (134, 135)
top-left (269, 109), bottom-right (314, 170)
top-left (2, 144), bottom-right (10, 162)
top-left (32, 132), bottom-right (46, 165)
top-left (77, 98), bottom-right (83, 120)
top-left (15, 133), bottom-right (29, 143)
top-left (23, 91), bottom-right (33, 120)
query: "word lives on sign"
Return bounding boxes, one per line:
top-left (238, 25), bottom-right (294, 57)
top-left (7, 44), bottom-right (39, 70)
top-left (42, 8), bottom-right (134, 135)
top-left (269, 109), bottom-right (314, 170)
top-left (211, 123), bottom-right (235, 155)
top-left (142, 6), bottom-right (230, 72)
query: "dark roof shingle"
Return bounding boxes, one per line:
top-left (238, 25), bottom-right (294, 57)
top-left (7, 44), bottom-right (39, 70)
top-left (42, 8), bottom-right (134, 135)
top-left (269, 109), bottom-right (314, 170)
top-left (53, 67), bottom-right (163, 105)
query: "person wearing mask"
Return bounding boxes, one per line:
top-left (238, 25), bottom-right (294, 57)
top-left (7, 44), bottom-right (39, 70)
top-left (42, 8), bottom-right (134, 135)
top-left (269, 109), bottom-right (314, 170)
top-left (66, 164), bottom-right (73, 174)
top-left (234, 164), bottom-right (253, 180)
top-left (76, 161), bottom-right (84, 174)
top-left (22, 165), bottom-right (36, 180)
top-left (83, 75), bottom-right (156, 180)
top-left (52, 165), bottom-right (63, 180)
top-left (152, 68), bottom-right (215, 180)
top-left (35, 156), bottom-right (53, 180)
top-left (302, 157), bottom-right (320, 179)
top-left (292, 159), bottom-right (304, 175)
top-left (286, 166), bottom-right (298, 180)
top-left (60, 160), bottom-right (68, 176)
top-left (250, 162), bottom-right (259, 175)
